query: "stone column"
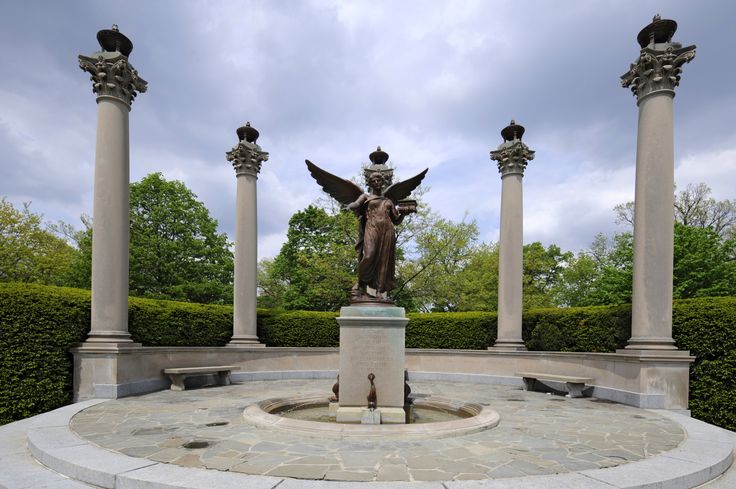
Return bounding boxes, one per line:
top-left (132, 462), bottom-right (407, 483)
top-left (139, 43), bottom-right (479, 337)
top-left (490, 122), bottom-right (534, 351)
top-left (78, 26), bottom-right (147, 346)
top-left (621, 16), bottom-right (695, 350)
top-left (226, 123), bottom-right (268, 346)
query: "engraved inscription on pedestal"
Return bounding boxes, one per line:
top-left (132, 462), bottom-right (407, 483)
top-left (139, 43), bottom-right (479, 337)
top-left (337, 306), bottom-right (408, 409)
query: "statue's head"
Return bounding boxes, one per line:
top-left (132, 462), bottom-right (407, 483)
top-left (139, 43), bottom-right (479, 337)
top-left (364, 168), bottom-right (393, 191)
top-left (364, 146), bottom-right (394, 191)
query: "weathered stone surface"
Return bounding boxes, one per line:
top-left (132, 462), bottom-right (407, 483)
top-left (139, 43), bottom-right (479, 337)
top-left (337, 306), bottom-right (408, 409)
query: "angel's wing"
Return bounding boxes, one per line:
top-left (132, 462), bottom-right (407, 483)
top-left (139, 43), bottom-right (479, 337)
top-left (382, 168), bottom-right (428, 203)
top-left (305, 160), bottom-right (364, 206)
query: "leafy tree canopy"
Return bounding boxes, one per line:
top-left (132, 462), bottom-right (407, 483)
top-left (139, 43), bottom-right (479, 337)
top-left (615, 183), bottom-right (736, 237)
top-left (68, 173), bottom-right (234, 304)
top-left (259, 205), bottom-right (357, 311)
top-left (0, 198), bottom-right (75, 285)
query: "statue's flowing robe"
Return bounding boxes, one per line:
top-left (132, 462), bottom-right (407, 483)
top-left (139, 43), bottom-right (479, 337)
top-left (357, 195), bottom-right (400, 293)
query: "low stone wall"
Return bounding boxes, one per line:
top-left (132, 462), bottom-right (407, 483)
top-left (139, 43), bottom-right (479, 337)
top-left (72, 346), bottom-right (693, 410)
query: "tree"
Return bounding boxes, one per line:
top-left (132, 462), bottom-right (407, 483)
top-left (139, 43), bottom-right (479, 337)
top-left (453, 242), bottom-right (571, 312)
top-left (556, 222), bottom-right (736, 307)
top-left (128, 173), bottom-right (233, 303)
top-left (522, 242), bottom-right (571, 309)
top-left (395, 217), bottom-right (479, 312)
top-left (261, 205), bottom-right (357, 311)
top-left (673, 223), bottom-right (736, 299)
top-left (67, 173), bottom-right (234, 303)
top-left (0, 198), bottom-right (76, 285)
top-left (454, 243), bottom-right (499, 312)
top-left (615, 183), bottom-right (736, 237)
top-left (555, 232), bottom-right (634, 307)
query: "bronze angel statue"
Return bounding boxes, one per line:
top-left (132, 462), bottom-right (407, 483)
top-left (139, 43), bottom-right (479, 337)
top-left (306, 146), bottom-right (427, 303)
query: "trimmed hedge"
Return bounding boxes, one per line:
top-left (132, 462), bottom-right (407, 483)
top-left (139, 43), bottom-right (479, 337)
top-left (672, 297), bottom-right (736, 431)
top-left (524, 305), bottom-right (632, 352)
top-left (0, 284), bottom-right (90, 425)
top-left (129, 298), bottom-right (232, 346)
top-left (259, 310), bottom-right (339, 347)
top-left (406, 312), bottom-right (495, 349)
top-left (1, 283), bottom-right (735, 432)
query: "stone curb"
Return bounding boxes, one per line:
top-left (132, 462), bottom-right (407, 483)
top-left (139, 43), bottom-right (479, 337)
top-left (8, 400), bottom-right (736, 489)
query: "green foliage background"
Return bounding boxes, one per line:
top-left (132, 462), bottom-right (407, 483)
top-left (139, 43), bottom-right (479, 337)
top-left (1, 283), bottom-right (734, 432)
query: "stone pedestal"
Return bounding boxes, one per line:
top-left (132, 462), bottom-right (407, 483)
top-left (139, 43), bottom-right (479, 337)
top-left (336, 305), bottom-right (408, 424)
top-left (621, 16), bottom-right (696, 350)
top-left (227, 123), bottom-right (268, 346)
top-left (489, 122), bottom-right (534, 351)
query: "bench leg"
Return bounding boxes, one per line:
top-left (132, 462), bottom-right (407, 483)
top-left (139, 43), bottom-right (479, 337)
top-left (217, 371), bottom-right (231, 386)
top-left (522, 377), bottom-right (536, 391)
top-left (565, 382), bottom-right (586, 398)
top-left (169, 374), bottom-right (186, 391)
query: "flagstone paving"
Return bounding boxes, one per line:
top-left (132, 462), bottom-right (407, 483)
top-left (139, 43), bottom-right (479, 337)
top-left (70, 379), bottom-right (684, 482)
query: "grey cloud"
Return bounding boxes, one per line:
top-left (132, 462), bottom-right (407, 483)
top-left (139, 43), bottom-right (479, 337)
top-left (1, 0), bottom-right (734, 260)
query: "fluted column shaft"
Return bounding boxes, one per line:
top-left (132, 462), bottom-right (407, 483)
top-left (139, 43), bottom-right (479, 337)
top-left (88, 98), bottom-right (133, 343)
top-left (629, 92), bottom-right (676, 349)
top-left (497, 172), bottom-right (524, 349)
top-left (227, 125), bottom-right (268, 346)
top-left (79, 33), bottom-right (147, 346)
top-left (621, 16), bottom-right (695, 350)
top-left (233, 173), bottom-right (260, 343)
top-left (489, 126), bottom-right (534, 351)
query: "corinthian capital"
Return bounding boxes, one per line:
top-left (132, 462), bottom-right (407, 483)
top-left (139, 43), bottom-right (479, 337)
top-left (79, 52), bottom-right (148, 106)
top-left (491, 141), bottom-right (535, 177)
top-left (227, 142), bottom-right (269, 177)
top-left (621, 45), bottom-right (695, 100)
top-left (621, 16), bottom-right (695, 101)
top-left (227, 122), bottom-right (269, 177)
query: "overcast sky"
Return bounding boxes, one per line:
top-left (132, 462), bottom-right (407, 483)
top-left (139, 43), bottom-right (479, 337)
top-left (1, 1), bottom-right (735, 259)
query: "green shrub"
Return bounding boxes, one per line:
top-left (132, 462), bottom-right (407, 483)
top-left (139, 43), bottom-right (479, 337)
top-left (525, 305), bottom-right (631, 352)
top-left (672, 297), bottom-right (736, 429)
top-left (522, 296), bottom-right (736, 431)
top-left (672, 297), bottom-right (736, 360)
top-left (128, 297), bottom-right (232, 346)
top-left (1, 283), bottom-right (735, 432)
top-left (0, 284), bottom-right (90, 424)
top-left (259, 310), bottom-right (339, 347)
top-left (406, 312), bottom-right (495, 349)
top-left (688, 351), bottom-right (736, 431)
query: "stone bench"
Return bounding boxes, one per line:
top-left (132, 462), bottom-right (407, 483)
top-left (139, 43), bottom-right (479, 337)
top-left (516, 371), bottom-right (593, 398)
top-left (163, 366), bottom-right (240, 391)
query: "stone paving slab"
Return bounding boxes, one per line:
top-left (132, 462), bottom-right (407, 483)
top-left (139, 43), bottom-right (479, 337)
top-left (0, 452), bottom-right (97, 489)
top-left (29, 442), bottom-right (156, 488)
top-left (116, 463), bottom-right (282, 489)
top-left (4, 379), bottom-right (735, 488)
top-left (445, 472), bottom-right (618, 488)
top-left (69, 379), bottom-right (688, 482)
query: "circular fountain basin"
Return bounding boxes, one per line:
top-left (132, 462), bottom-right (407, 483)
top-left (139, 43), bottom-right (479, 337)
top-left (243, 395), bottom-right (499, 439)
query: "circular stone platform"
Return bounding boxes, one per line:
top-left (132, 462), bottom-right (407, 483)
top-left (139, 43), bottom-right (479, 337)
top-left (70, 379), bottom-right (687, 482)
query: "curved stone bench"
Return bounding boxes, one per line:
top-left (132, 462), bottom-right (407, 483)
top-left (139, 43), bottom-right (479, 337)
top-left (516, 371), bottom-right (593, 398)
top-left (163, 365), bottom-right (239, 391)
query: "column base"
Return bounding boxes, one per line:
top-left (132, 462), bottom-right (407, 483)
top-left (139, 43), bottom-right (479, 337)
top-left (227, 335), bottom-right (265, 347)
top-left (623, 336), bottom-right (677, 350)
top-left (489, 339), bottom-right (527, 351)
top-left (82, 331), bottom-right (139, 348)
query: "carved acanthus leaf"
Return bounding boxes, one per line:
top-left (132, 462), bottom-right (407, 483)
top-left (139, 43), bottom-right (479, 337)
top-left (490, 141), bottom-right (535, 177)
top-left (227, 141), bottom-right (269, 177)
top-left (621, 44), bottom-right (696, 99)
top-left (78, 54), bottom-right (147, 106)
